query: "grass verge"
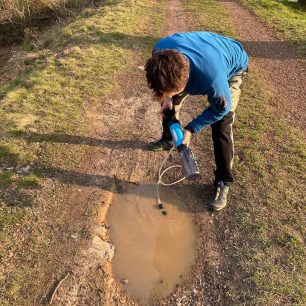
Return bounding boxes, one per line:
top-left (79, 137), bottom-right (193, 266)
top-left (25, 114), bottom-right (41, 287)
top-left (0, 0), bottom-right (163, 303)
top-left (184, 0), bottom-right (305, 305)
top-left (0, 0), bottom-right (102, 45)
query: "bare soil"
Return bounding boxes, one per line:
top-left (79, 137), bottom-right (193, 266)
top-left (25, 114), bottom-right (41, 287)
top-left (0, 45), bottom-right (15, 68)
top-left (220, 0), bottom-right (306, 136)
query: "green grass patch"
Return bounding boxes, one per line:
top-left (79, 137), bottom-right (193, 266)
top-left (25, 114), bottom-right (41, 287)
top-left (0, 170), bottom-right (39, 188)
top-left (238, 0), bottom-right (306, 55)
top-left (0, 0), bottom-right (158, 197)
top-left (234, 71), bottom-right (306, 304)
top-left (184, 0), bottom-right (306, 304)
top-left (0, 144), bottom-right (20, 166)
top-left (0, 171), bottom-right (14, 188)
top-left (0, 0), bottom-right (164, 303)
top-left (17, 173), bottom-right (39, 187)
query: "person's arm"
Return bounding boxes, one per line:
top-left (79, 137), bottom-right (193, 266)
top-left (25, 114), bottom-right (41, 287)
top-left (185, 73), bottom-right (231, 133)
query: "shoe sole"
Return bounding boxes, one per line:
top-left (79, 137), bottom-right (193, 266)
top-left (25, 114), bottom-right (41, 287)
top-left (210, 205), bottom-right (226, 212)
top-left (149, 148), bottom-right (172, 152)
top-left (209, 201), bottom-right (227, 212)
top-left (148, 144), bottom-right (173, 151)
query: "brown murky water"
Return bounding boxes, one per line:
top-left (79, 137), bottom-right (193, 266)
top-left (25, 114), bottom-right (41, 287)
top-left (107, 183), bottom-right (197, 304)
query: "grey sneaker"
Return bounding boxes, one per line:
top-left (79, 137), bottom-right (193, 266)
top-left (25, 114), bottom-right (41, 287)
top-left (148, 139), bottom-right (173, 151)
top-left (209, 182), bottom-right (229, 211)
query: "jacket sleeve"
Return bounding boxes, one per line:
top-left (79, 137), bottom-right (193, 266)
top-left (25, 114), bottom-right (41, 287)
top-left (185, 73), bottom-right (231, 133)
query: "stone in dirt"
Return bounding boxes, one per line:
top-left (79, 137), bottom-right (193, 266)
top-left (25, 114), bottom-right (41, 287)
top-left (90, 236), bottom-right (115, 260)
top-left (94, 225), bottom-right (108, 240)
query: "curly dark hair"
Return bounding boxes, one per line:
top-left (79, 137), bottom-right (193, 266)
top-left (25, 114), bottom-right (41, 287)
top-left (145, 49), bottom-right (189, 98)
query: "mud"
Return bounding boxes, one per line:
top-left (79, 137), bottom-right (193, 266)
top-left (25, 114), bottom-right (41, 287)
top-left (107, 183), bottom-right (197, 304)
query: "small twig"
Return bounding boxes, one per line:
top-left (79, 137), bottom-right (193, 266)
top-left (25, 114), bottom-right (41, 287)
top-left (49, 272), bottom-right (70, 304)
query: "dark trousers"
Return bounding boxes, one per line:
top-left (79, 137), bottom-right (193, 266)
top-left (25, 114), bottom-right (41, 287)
top-left (161, 72), bottom-right (245, 185)
top-left (211, 112), bottom-right (235, 185)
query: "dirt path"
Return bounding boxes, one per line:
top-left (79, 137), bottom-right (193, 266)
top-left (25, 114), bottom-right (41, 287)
top-left (48, 0), bottom-right (235, 305)
top-left (219, 0), bottom-right (306, 136)
top-left (164, 0), bottom-right (188, 34)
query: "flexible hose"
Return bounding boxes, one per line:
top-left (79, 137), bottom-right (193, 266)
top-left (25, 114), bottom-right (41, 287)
top-left (157, 146), bottom-right (186, 205)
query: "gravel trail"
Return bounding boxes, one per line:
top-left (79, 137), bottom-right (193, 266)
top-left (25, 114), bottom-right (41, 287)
top-left (220, 0), bottom-right (306, 135)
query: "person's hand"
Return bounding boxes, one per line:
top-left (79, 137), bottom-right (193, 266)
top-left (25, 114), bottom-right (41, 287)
top-left (159, 94), bottom-right (173, 116)
top-left (182, 129), bottom-right (191, 146)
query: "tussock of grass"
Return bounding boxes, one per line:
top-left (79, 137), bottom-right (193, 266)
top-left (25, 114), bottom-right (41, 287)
top-left (17, 173), bottom-right (39, 187)
top-left (0, 171), bottom-right (14, 188)
top-left (0, 144), bottom-right (19, 166)
top-left (184, 0), bottom-right (306, 304)
top-left (0, 1), bottom-right (103, 45)
top-left (1, 0), bottom-right (97, 22)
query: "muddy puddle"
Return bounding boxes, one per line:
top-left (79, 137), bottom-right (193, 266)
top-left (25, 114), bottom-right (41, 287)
top-left (107, 183), bottom-right (197, 304)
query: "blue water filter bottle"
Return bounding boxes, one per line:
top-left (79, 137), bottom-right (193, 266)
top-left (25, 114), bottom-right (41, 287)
top-left (169, 121), bottom-right (200, 180)
top-left (169, 122), bottom-right (184, 147)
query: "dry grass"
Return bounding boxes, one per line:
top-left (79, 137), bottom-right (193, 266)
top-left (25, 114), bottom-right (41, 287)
top-left (0, 0), bottom-right (100, 44)
top-left (0, 0), bottom-right (96, 22)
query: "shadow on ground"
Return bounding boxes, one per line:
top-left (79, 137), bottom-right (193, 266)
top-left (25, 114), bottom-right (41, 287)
top-left (6, 131), bottom-right (213, 212)
top-left (0, 187), bottom-right (34, 208)
top-left (9, 131), bottom-right (148, 150)
top-left (241, 40), bottom-right (305, 59)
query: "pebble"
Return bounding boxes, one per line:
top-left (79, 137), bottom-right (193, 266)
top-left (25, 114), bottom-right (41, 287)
top-left (0, 272), bottom-right (6, 281)
top-left (95, 225), bottom-right (108, 239)
top-left (91, 236), bottom-right (115, 260)
top-left (121, 278), bottom-right (129, 284)
top-left (16, 165), bottom-right (31, 174)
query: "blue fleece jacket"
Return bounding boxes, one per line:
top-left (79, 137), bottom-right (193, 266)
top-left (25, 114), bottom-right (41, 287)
top-left (154, 32), bottom-right (248, 133)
